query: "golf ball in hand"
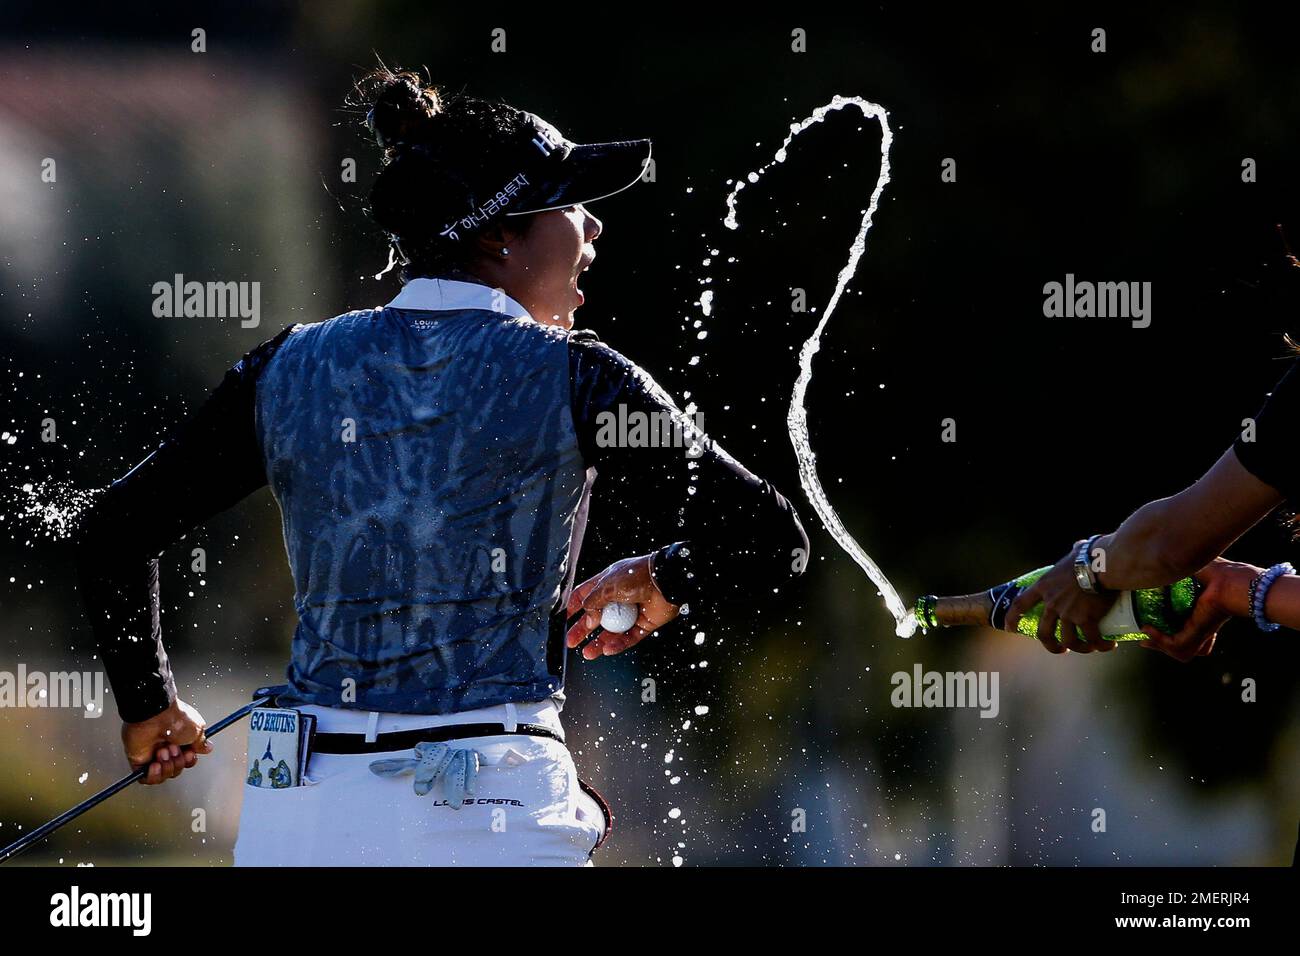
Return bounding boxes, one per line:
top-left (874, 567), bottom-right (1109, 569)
top-left (600, 602), bottom-right (639, 634)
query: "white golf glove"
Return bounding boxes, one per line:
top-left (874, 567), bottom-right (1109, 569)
top-left (368, 741), bottom-right (480, 808)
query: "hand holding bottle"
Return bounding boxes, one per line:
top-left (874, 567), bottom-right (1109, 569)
top-left (917, 563), bottom-right (1200, 647)
top-left (1139, 558), bottom-right (1258, 662)
top-left (1004, 540), bottom-right (1120, 654)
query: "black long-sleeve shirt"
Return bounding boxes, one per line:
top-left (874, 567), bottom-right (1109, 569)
top-left (76, 324), bottom-right (809, 722)
top-left (1233, 357), bottom-right (1300, 500)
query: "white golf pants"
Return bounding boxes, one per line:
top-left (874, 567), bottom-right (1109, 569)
top-left (233, 699), bottom-right (609, 866)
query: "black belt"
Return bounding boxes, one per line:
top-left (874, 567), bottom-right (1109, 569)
top-left (311, 722), bottom-right (565, 755)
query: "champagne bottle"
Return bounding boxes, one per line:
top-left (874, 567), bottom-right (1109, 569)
top-left (914, 565), bottom-right (1201, 642)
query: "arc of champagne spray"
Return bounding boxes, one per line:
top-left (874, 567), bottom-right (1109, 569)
top-left (718, 95), bottom-right (917, 638)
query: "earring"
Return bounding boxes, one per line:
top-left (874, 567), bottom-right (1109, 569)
top-left (500, 248), bottom-right (510, 257)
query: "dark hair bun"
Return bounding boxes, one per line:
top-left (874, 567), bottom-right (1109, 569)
top-left (347, 62), bottom-right (536, 279)
top-left (355, 68), bottom-right (443, 153)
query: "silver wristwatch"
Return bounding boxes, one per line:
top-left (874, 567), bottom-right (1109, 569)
top-left (1073, 535), bottom-right (1103, 594)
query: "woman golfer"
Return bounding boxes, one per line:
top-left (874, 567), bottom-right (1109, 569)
top-left (74, 67), bottom-right (809, 866)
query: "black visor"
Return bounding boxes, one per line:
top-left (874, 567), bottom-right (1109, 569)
top-left (436, 112), bottom-right (650, 241)
top-left (507, 135), bottom-right (652, 215)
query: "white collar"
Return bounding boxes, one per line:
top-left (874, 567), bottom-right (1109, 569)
top-left (384, 277), bottom-right (532, 320)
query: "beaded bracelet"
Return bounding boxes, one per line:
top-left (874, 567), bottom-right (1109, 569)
top-left (1248, 562), bottom-right (1294, 633)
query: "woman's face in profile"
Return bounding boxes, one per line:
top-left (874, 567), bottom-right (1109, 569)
top-left (502, 204), bottom-right (602, 329)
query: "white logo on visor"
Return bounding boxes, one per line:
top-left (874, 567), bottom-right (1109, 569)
top-left (530, 119), bottom-right (566, 156)
top-left (439, 172), bottom-right (531, 241)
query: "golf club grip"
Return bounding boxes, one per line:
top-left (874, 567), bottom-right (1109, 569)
top-left (0, 694), bottom-right (272, 864)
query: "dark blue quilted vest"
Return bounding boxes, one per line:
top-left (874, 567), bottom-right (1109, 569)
top-left (256, 279), bottom-right (587, 714)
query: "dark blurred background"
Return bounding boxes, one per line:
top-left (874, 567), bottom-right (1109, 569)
top-left (0, 3), bottom-right (1296, 865)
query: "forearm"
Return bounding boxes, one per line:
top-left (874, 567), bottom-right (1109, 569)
top-left (1203, 561), bottom-right (1300, 630)
top-left (1259, 575), bottom-right (1300, 630)
top-left (1093, 498), bottom-right (1213, 590)
top-left (75, 453), bottom-right (194, 722)
top-left (75, 455), bottom-right (185, 722)
top-left (649, 454), bottom-right (809, 606)
top-left (568, 330), bottom-right (809, 608)
top-left (1095, 448), bottom-right (1284, 591)
top-left (77, 544), bottom-right (177, 722)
